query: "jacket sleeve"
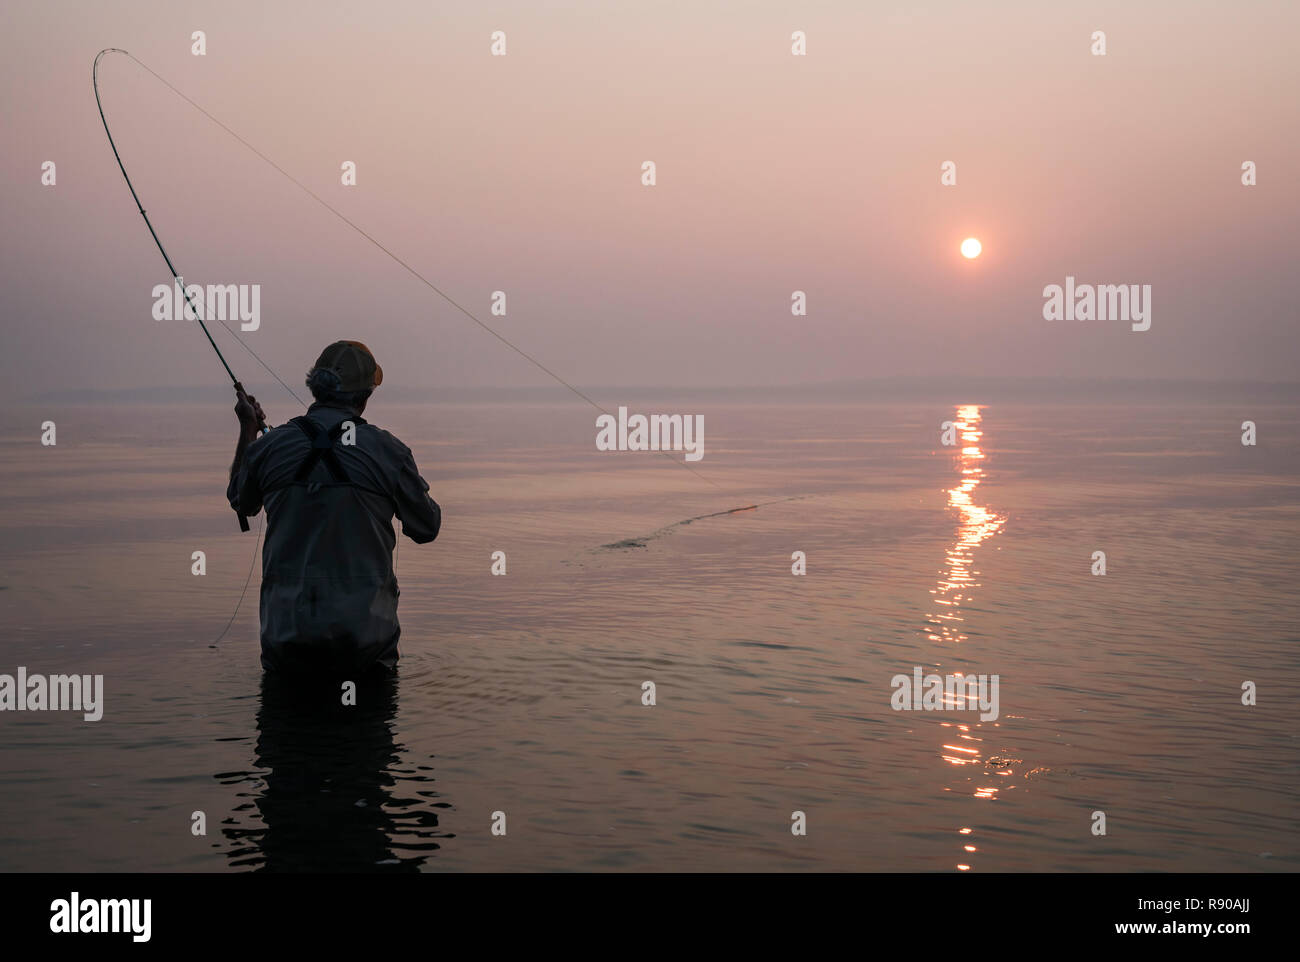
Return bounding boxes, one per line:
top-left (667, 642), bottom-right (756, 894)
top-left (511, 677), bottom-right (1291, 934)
top-left (227, 438), bottom-right (265, 518)
top-left (393, 442), bottom-right (441, 544)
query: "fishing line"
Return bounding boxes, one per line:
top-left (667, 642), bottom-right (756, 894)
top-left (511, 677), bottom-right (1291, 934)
top-left (208, 514), bottom-right (262, 649)
top-left (93, 47), bottom-right (724, 492)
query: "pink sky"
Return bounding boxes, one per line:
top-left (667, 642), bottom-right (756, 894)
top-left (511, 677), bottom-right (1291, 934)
top-left (1, 0), bottom-right (1296, 402)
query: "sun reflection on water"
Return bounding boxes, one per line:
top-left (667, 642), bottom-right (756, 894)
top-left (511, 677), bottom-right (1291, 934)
top-left (923, 405), bottom-right (1009, 870)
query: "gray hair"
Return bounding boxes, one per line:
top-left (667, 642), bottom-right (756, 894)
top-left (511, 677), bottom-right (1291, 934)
top-left (305, 367), bottom-right (373, 409)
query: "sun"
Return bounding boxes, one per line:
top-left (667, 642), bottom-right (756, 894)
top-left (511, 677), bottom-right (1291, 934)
top-left (960, 237), bottom-right (982, 259)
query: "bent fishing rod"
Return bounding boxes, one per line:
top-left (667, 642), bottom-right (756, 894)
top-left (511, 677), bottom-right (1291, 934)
top-left (93, 48), bottom-right (275, 432)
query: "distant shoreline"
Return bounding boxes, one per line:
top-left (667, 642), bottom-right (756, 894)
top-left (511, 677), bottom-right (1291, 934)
top-left (18, 377), bottom-right (1300, 406)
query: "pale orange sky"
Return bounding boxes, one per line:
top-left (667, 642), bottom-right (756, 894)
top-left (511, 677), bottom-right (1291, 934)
top-left (1, 0), bottom-right (1296, 402)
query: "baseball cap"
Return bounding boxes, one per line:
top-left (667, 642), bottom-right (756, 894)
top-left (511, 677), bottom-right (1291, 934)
top-left (311, 340), bottom-right (383, 392)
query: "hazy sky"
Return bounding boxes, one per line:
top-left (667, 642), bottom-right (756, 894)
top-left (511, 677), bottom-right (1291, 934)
top-left (1, 0), bottom-right (1296, 404)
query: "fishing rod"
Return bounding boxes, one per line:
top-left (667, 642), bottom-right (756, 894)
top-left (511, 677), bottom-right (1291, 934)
top-left (93, 48), bottom-right (272, 435)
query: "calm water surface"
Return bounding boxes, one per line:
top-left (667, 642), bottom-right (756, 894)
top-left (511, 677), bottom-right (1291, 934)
top-left (0, 397), bottom-right (1296, 871)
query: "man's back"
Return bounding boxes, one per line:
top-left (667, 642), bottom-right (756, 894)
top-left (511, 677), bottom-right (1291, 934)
top-left (228, 401), bottom-right (440, 676)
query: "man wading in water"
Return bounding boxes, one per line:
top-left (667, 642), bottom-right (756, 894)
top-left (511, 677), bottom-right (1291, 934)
top-left (228, 341), bottom-right (441, 676)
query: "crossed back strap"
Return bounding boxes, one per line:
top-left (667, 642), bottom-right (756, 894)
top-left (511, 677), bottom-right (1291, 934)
top-left (290, 415), bottom-right (356, 484)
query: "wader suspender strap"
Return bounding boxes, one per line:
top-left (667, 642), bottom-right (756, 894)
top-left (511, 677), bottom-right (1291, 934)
top-left (291, 416), bottom-right (353, 484)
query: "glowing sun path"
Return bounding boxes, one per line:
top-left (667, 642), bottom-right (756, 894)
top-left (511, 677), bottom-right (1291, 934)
top-left (921, 405), bottom-right (1010, 855)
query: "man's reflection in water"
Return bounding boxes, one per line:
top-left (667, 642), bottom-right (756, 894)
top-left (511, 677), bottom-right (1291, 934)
top-left (217, 671), bottom-right (451, 872)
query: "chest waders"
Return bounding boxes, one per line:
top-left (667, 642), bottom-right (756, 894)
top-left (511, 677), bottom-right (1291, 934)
top-left (258, 414), bottom-right (401, 675)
